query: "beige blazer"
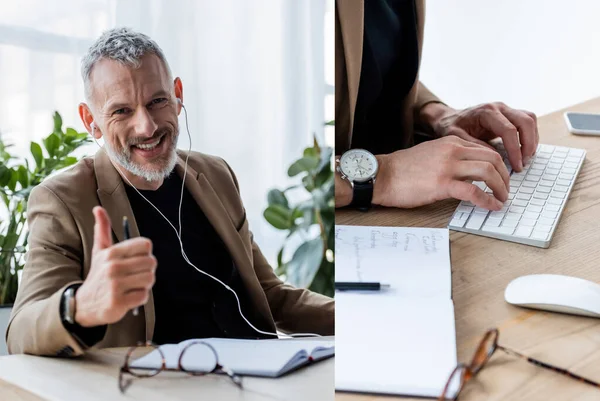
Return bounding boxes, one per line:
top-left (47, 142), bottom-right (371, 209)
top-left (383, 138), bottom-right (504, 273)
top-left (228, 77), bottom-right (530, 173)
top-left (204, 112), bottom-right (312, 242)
top-left (335, 0), bottom-right (443, 152)
top-left (7, 150), bottom-right (334, 356)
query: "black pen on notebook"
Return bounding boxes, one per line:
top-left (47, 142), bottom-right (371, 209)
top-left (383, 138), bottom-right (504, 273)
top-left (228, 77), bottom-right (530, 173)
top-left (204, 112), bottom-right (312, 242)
top-left (123, 216), bottom-right (139, 316)
top-left (335, 282), bottom-right (391, 291)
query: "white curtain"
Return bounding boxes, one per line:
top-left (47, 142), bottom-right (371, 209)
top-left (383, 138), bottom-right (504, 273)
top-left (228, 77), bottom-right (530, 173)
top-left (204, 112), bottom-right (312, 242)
top-left (0, 0), bottom-right (334, 264)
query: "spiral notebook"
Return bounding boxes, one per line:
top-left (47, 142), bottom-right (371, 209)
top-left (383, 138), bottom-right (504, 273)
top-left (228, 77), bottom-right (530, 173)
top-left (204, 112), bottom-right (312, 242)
top-left (130, 338), bottom-right (335, 377)
top-left (335, 225), bottom-right (459, 398)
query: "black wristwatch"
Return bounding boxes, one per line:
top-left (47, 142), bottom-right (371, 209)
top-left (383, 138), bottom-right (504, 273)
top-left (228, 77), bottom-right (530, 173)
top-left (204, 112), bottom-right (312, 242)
top-left (61, 284), bottom-right (81, 325)
top-left (337, 149), bottom-right (379, 211)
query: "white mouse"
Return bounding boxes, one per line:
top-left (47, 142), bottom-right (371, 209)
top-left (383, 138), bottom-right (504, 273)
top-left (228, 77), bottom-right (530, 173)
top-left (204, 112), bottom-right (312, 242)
top-left (505, 274), bottom-right (600, 318)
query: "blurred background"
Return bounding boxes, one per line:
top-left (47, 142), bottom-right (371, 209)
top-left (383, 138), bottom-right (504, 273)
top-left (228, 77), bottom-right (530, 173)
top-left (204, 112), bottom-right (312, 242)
top-left (420, 0), bottom-right (600, 117)
top-left (0, 0), bottom-right (334, 264)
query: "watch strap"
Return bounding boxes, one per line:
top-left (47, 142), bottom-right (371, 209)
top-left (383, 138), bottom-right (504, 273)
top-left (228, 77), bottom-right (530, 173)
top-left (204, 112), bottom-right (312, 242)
top-left (350, 180), bottom-right (374, 211)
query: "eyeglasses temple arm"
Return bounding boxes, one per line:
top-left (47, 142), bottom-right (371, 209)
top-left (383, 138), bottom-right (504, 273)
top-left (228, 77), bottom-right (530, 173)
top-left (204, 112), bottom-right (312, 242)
top-left (498, 345), bottom-right (600, 388)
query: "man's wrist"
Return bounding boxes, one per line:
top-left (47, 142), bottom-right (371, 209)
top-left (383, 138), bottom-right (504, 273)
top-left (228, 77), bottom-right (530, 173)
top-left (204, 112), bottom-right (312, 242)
top-left (419, 102), bottom-right (455, 137)
top-left (371, 154), bottom-right (388, 206)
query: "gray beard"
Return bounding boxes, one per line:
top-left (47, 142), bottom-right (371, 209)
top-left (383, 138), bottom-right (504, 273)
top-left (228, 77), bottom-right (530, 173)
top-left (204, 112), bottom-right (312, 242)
top-left (104, 136), bottom-right (178, 182)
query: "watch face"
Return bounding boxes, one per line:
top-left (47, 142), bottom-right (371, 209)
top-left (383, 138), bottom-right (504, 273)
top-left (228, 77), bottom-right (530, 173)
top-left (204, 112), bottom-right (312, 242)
top-left (339, 149), bottom-right (378, 182)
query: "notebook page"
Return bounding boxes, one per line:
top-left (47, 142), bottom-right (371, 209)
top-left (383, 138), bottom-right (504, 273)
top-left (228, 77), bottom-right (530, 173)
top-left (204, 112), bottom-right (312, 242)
top-left (335, 292), bottom-right (459, 398)
top-left (335, 225), bottom-right (452, 298)
top-left (130, 338), bottom-right (335, 377)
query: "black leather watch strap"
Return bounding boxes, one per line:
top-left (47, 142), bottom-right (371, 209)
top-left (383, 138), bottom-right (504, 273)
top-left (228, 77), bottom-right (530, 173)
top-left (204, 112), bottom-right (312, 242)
top-left (350, 180), bottom-right (374, 211)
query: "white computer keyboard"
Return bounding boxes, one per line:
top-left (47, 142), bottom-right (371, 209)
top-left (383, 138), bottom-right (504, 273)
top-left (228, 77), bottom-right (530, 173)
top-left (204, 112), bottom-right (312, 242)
top-left (448, 142), bottom-right (586, 248)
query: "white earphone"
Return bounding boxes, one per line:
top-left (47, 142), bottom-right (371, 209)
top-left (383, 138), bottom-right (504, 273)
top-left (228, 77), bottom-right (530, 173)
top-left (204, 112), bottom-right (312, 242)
top-left (89, 98), bottom-right (320, 339)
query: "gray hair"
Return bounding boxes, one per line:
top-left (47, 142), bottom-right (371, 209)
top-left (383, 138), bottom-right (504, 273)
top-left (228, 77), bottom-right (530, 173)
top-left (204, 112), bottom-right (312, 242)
top-left (81, 27), bottom-right (172, 102)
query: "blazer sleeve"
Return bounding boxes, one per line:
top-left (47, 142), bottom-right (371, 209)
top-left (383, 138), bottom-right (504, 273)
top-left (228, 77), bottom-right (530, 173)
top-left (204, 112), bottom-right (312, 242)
top-left (222, 161), bottom-right (334, 336)
top-left (6, 185), bottom-right (92, 356)
top-left (249, 233), bottom-right (334, 335)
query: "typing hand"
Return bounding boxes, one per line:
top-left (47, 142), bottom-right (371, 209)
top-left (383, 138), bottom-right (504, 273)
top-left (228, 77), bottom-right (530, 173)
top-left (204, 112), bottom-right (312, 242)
top-left (372, 136), bottom-right (510, 211)
top-left (74, 206), bottom-right (156, 327)
top-left (421, 102), bottom-right (539, 172)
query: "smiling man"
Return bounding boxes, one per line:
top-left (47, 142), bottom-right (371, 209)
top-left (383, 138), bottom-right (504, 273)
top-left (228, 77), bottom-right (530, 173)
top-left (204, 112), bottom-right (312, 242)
top-left (6, 27), bottom-right (334, 356)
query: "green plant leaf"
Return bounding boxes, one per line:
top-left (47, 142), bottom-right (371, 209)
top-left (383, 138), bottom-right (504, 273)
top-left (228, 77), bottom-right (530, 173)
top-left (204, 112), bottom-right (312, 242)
top-left (287, 156), bottom-right (319, 177)
top-left (30, 142), bottom-right (43, 169)
top-left (62, 156), bottom-right (78, 167)
top-left (302, 174), bottom-right (315, 192)
top-left (17, 166), bottom-right (28, 188)
top-left (66, 128), bottom-right (78, 137)
top-left (303, 147), bottom-right (319, 159)
top-left (324, 120), bottom-right (335, 126)
top-left (53, 112), bottom-right (63, 134)
top-left (267, 189), bottom-right (289, 208)
top-left (7, 169), bottom-right (17, 192)
top-left (43, 134), bottom-right (60, 158)
top-left (285, 237), bottom-right (324, 288)
top-left (277, 247), bottom-right (284, 268)
top-left (263, 204), bottom-right (292, 230)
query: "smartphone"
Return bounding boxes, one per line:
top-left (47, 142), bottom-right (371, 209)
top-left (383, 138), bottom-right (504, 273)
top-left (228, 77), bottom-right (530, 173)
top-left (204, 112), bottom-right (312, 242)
top-left (564, 112), bottom-right (600, 135)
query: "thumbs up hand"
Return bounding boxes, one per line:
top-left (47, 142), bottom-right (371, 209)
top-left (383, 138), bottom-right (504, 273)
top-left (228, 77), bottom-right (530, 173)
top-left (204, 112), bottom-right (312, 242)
top-left (74, 206), bottom-right (157, 327)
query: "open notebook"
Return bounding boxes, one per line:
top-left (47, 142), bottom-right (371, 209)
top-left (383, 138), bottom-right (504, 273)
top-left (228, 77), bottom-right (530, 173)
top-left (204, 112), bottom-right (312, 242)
top-left (335, 225), bottom-right (459, 398)
top-left (130, 338), bottom-right (334, 377)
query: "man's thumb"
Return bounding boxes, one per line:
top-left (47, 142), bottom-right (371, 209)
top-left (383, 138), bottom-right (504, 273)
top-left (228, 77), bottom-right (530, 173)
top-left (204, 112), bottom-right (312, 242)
top-left (92, 206), bottom-right (113, 253)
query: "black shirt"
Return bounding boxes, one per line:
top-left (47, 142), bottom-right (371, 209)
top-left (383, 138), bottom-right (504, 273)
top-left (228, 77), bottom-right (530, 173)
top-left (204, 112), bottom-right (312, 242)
top-left (352, 0), bottom-right (419, 154)
top-left (125, 173), bottom-right (273, 344)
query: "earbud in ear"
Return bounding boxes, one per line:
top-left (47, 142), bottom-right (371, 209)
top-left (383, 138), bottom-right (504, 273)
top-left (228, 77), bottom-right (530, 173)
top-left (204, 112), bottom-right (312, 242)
top-left (177, 98), bottom-right (183, 105)
top-left (90, 121), bottom-right (96, 131)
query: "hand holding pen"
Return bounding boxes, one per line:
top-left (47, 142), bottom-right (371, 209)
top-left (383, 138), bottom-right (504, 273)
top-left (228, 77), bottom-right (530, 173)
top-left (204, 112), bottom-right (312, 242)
top-left (72, 207), bottom-right (155, 327)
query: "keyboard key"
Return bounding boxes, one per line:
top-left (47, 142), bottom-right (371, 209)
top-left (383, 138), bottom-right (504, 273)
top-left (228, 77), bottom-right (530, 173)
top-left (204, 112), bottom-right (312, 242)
top-left (554, 185), bottom-right (569, 192)
top-left (520, 187), bottom-right (534, 194)
top-left (520, 218), bottom-right (537, 226)
top-left (502, 219), bottom-right (519, 228)
top-left (528, 169), bottom-right (543, 176)
top-left (512, 199), bottom-right (529, 207)
top-left (547, 197), bottom-right (563, 206)
top-left (524, 175), bottom-right (540, 183)
top-left (474, 207), bottom-right (490, 214)
top-left (484, 218), bottom-right (502, 228)
top-left (515, 226), bottom-right (533, 238)
top-left (548, 163), bottom-right (562, 170)
top-left (533, 192), bottom-right (548, 200)
top-left (515, 193), bottom-right (531, 201)
top-left (558, 173), bottom-right (574, 181)
top-left (550, 191), bottom-right (566, 199)
top-left (530, 198), bottom-right (546, 206)
top-left (569, 149), bottom-right (585, 157)
top-left (450, 218), bottom-right (466, 228)
top-left (482, 226), bottom-right (516, 235)
top-left (534, 224), bottom-right (552, 234)
top-left (507, 193), bottom-right (515, 200)
top-left (523, 211), bottom-right (540, 220)
top-left (538, 217), bottom-right (555, 226)
top-left (526, 205), bottom-right (543, 213)
top-left (489, 211), bottom-right (506, 219)
top-left (457, 206), bottom-right (474, 213)
top-left (543, 174), bottom-right (558, 181)
top-left (531, 231), bottom-right (549, 241)
top-left (536, 186), bottom-right (551, 193)
top-left (566, 156), bottom-right (581, 163)
top-left (539, 180), bottom-right (554, 187)
top-left (564, 162), bottom-right (578, 169)
top-left (466, 213), bottom-right (487, 230)
top-left (562, 167), bottom-right (576, 174)
top-left (505, 212), bottom-right (522, 221)
top-left (509, 205), bottom-right (525, 214)
top-left (546, 168), bottom-right (560, 175)
top-left (546, 204), bottom-right (560, 212)
top-left (542, 211), bottom-right (558, 219)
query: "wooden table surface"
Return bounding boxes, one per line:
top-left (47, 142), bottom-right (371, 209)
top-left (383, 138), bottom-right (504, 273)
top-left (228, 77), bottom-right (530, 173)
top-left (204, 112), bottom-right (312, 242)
top-left (0, 340), bottom-right (334, 401)
top-left (336, 97), bottom-right (600, 401)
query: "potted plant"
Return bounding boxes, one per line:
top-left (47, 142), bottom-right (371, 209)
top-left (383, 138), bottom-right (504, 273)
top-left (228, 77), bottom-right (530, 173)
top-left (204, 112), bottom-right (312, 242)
top-left (263, 137), bottom-right (334, 297)
top-left (0, 112), bottom-right (90, 354)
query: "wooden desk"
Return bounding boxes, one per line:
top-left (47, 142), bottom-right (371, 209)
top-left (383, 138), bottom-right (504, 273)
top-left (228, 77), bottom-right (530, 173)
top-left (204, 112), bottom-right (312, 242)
top-left (0, 341), bottom-right (334, 401)
top-left (336, 97), bottom-right (600, 401)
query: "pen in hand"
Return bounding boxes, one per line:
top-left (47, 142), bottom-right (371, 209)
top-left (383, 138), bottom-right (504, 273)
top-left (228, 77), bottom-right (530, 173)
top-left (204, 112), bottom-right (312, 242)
top-left (123, 216), bottom-right (139, 317)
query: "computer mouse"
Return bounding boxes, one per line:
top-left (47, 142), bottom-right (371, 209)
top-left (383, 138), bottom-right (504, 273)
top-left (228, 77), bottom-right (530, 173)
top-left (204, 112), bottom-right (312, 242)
top-left (504, 274), bottom-right (600, 318)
